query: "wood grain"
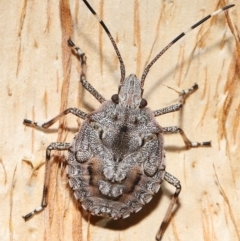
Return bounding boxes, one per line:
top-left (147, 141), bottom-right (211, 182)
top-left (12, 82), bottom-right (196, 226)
top-left (0, 0), bottom-right (239, 241)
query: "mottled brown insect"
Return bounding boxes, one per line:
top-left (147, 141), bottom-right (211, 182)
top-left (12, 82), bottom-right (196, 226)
top-left (23, 1), bottom-right (234, 240)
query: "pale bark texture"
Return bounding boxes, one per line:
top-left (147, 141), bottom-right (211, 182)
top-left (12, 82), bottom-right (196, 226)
top-left (0, 1), bottom-right (240, 241)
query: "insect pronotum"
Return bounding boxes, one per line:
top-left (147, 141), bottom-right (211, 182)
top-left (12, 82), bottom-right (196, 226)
top-left (23, 1), bottom-right (234, 240)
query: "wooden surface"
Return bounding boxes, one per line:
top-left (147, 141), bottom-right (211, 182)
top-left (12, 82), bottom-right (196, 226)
top-left (0, 1), bottom-right (239, 241)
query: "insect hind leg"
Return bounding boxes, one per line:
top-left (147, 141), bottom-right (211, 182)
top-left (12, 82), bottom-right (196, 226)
top-left (22, 142), bottom-right (71, 220)
top-left (156, 172), bottom-right (181, 241)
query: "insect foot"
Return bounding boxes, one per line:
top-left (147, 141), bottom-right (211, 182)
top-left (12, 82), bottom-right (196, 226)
top-left (22, 1), bottom-right (234, 241)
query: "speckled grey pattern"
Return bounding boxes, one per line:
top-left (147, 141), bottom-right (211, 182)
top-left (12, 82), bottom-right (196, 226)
top-left (67, 76), bottom-right (166, 219)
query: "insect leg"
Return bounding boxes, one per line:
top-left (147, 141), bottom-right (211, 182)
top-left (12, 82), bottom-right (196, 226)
top-left (22, 142), bottom-right (71, 221)
top-left (68, 39), bottom-right (106, 104)
top-left (153, 83), bottom-right (198, 116)
top-left (156, 172), bottom-right (181, 241)
top-left (24, 107), bottom-right (87, 129)
top-left (163, 126), bottom-right (211, 147)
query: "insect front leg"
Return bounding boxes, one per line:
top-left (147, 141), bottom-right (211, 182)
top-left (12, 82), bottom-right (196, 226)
top-left (163, 126), bottom-right (211, 147)
top-left (22, 142), bottom-right (71, 220)
top-left (156, 172), bottom-right (181, 241)
top-left (24, 107), bottom-right (87, 129)
top-left (153, 83), bottom-right (198, 116)
top-left (68, 39), bottom-right (106, 104)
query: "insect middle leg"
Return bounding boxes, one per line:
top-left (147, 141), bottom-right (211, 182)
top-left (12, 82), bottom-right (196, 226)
top-left (156, 172), bottom-right (181, 241)
top-left (23, 142), bottom-right (71, 220)
top-left (163, 126), bottom-right (211, 147)
top-left (68, 39), bottom-right (106, 104)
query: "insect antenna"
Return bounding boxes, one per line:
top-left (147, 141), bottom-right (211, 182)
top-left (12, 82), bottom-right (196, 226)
top-left (140, 4), bottom-right (235, 87)
top-left (82, 0), bottom-right (126, 83)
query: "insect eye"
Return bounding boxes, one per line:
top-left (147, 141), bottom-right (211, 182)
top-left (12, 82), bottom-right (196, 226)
top-left (139, 99), bottom-right (147, 108)
top-left (111, 94), bottom-right (119, 104)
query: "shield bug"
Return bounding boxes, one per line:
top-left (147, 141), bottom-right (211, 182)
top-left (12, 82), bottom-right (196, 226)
top-left (23, 1), bottom-right (234, 240)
